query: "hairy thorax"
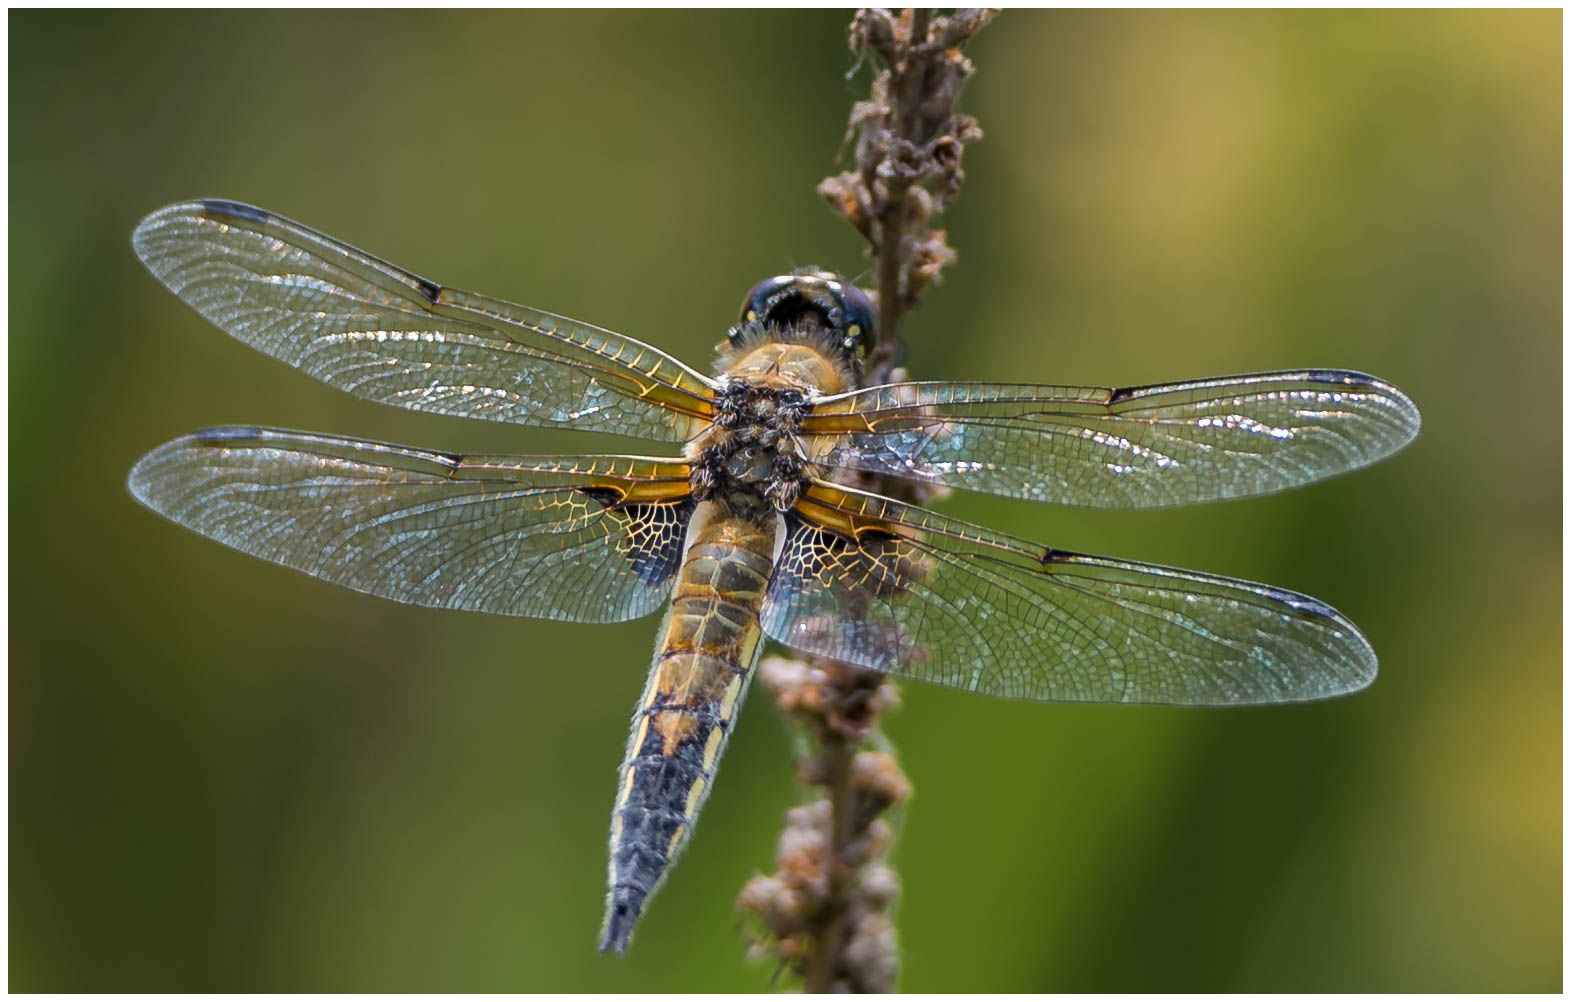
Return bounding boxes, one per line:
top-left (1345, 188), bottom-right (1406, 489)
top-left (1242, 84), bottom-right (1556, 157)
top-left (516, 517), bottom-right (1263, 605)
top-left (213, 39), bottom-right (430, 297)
top-left (686, 338), bottom-right (853, 517)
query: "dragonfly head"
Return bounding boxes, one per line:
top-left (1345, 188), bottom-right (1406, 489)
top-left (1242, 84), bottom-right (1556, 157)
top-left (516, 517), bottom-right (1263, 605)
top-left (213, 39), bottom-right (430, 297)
top-left (731, 272), bottom-right (876, 363)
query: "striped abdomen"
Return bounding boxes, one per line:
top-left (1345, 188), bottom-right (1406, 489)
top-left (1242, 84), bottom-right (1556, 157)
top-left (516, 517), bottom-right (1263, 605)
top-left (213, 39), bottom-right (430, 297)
top-left (599, 501), bottom-right (780, 954)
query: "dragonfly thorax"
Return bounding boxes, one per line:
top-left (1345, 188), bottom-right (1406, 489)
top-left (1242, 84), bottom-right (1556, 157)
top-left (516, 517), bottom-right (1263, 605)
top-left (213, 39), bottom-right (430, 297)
top-left (689, 380), bottom-right (810, 514)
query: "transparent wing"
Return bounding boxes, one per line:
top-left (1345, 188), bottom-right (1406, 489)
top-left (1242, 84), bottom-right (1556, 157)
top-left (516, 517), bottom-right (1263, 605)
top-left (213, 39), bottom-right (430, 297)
top-left (803, 370), bottom-right (1421, 508)
top-left (132, 200), bottom-right (716, 442)
top-left (128, 427), bottom-right (695, 623)
top-left (761, 482), bottom-right (1376, 705)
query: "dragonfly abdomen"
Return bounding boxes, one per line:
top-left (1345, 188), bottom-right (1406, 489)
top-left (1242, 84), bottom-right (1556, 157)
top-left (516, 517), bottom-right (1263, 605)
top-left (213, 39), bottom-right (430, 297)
top-left (599, 503), bottom-right (778, 954)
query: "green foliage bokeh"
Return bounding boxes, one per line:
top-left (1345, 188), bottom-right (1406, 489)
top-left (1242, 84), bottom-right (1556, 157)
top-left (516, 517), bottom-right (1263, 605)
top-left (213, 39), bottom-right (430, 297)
top-left (9, 10), bottom-right (1561, 991)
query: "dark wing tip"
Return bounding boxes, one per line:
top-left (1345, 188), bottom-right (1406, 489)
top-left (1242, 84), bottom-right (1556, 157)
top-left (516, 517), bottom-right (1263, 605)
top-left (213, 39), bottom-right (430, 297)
top-left (1264, 584), bottom-right (1381, 698)
top-left (1257, 583), bottom-right (1340, 620)
top-left (126, 454), bottom-right (156, 506)
top-left (1301, 367), bottom-right (1379, 385)
top-left (186, 425), bottom-right (266, 442)
top-left (132, 199), bottom-right (270, 250)
top-left (126, 440), bottom-right (178, 509)
top-left (1048, 553), bottom-right (1380, 701)
top-left (197, 198), bottom-right (271, 224)
top-left (1371, 376), bottom-right (1423, 445)
top-left (1303, 368), bottom-right (1422, 430)
top-left (127, 426), bottom-right (266, 508)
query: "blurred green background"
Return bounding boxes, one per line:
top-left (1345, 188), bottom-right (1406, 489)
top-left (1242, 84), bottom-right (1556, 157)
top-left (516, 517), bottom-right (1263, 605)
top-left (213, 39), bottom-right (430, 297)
top-left (10, 10), bottom-right (1560, 991)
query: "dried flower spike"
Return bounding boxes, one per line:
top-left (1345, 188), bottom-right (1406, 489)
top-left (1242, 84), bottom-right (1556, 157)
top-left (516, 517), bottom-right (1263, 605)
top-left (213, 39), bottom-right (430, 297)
top-left (741, 10), bottom-right (994, 991)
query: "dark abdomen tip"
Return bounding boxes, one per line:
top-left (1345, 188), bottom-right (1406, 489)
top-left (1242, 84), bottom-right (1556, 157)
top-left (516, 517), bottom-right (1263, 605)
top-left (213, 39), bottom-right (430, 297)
top-left (598, 893), bottom-right (642, 954)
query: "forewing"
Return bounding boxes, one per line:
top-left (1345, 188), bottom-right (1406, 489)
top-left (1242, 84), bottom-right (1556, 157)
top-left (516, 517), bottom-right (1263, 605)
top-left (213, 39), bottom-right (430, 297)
top-left (132, 200), bottom-right (714, 442)
top-left (760, 483), bottom-right (1376, 705)
top-left (128, 428), bottom-right (694, 623)
top-left (803, 370), bottom-right (1420, 508)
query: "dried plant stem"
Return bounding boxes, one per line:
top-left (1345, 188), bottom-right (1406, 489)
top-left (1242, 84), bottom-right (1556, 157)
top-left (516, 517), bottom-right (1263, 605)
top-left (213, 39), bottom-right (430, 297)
top-left (807, 729), bottom-right (854, 991)
top-left (872, 6), bottom-right (930, 356)
top-left (742, 658), bottom-right (906, 992)
top-left (739, 8), bottom-right (994, 992)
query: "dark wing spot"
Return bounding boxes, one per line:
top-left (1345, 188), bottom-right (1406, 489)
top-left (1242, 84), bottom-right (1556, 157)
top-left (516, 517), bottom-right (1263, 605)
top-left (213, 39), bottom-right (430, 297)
top-left (413, 277), bottom-right (443, 303)
top-left (578, 486), bottom-right (625, 508)
top-left (1039, 547), bottom-right (1091, 567)
top-left (1106, 386), bottom-right (1137, 406)
top-left (199, 199), bottom-right (270, 224)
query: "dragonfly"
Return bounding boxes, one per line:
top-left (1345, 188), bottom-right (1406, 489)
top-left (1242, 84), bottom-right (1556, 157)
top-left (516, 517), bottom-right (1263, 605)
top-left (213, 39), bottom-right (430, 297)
top-left (127, 199), bottom-right (1421, 954)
